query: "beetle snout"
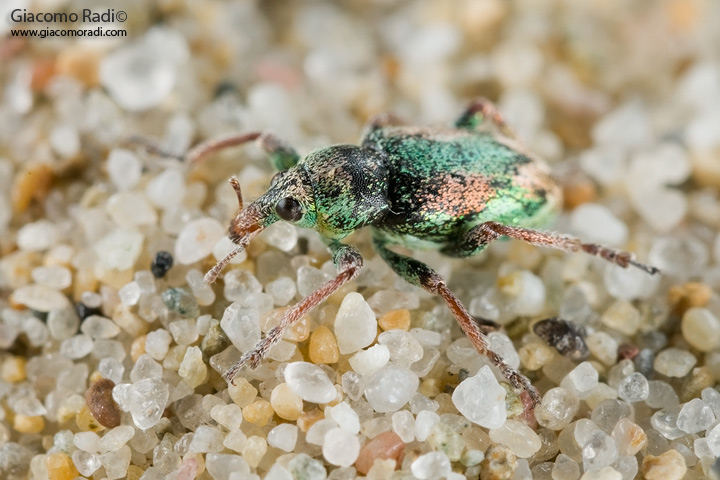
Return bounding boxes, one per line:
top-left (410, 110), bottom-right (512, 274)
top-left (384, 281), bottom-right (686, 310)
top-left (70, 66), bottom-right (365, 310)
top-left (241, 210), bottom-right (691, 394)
top-left (228, 203), bottom-right (265, 245)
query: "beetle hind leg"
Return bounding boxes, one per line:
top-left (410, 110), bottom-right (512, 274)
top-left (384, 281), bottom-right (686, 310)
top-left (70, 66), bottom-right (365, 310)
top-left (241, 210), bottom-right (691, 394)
top-left (455, 97), bottom-right (518, 140)
top-left (372, 232), bottom-right (541, 406)
top-left (443, 221), bottom-right (660, 275)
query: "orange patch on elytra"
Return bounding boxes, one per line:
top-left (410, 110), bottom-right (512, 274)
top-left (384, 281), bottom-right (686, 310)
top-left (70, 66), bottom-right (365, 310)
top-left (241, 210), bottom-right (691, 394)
top-left (420, 173), bottom-right (494, 217)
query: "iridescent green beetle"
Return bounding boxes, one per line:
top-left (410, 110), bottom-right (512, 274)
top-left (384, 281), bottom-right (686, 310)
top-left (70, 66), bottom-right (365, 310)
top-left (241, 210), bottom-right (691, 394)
top-left (188, 98), bottom-right (658, 405)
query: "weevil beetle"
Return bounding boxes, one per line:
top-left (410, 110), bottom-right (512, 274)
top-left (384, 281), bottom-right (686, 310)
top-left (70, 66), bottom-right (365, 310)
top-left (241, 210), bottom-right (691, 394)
top-left (183, 98), bottom-right (659, 406)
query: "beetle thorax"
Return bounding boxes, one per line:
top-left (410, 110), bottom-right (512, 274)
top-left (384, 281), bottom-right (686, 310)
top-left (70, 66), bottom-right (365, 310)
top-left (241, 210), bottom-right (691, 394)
top-left (301, 145), bottom-right (390, 239)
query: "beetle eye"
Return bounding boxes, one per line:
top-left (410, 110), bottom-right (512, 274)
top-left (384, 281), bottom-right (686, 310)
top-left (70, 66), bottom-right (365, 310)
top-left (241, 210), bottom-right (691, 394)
top-left (276, 197), bottom-right (303, 222)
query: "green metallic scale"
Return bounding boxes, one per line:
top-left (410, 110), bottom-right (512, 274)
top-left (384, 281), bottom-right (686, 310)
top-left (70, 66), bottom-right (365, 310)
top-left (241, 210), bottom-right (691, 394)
top-left (185, 98), bottom-right (658, 407)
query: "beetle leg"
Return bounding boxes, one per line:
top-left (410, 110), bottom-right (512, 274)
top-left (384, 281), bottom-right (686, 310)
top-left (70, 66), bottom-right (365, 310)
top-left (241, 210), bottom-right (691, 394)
top-left (127, 131), bottom-right (300, 170)
top-left (186, 131), bottom-right (300, 170)
top-left (372, 232), bottom-right (541, 406)
top-left (361, 112), bottom-right (406, 147)
top-left (223, 242), bottom-right (363, 383)
top-left (443, 221), bottom-right (660, 275)
top-left (455, 97), bottom-right (518, 140)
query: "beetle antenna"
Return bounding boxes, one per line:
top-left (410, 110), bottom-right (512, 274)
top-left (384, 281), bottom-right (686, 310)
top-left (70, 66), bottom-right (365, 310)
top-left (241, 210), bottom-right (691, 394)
top-left (228, 176), bottom-right (244, 210)
top-left (205, 246), bottom-right (244, 284)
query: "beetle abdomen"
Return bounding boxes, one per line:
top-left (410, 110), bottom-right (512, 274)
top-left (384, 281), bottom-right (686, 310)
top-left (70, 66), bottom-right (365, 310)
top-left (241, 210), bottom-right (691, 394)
top-left (371, 127), bottom-right (561, 243)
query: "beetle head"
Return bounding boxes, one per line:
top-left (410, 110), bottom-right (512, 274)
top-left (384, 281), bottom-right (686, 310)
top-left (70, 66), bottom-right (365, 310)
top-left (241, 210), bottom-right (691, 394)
top-left (205, 167), bottom-right (315, 283)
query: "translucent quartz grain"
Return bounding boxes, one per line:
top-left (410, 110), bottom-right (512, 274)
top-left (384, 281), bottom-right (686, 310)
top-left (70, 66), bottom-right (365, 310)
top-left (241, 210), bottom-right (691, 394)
top-left (31, 265), bottom-right (71, 290)
top-left (378, 330), bottom-right (423, 368)
top-left (681, 307), bottom-right (720, 352)
top-left (242, 436), bottom-right (267, 468)
top-left (367, 290), bottom-right (419, 315)
top-left (107, 192), bottom-right (157, 228)
top-left (107, 149), bottom-right (142, 191)
top-left (452, 366), bottom-right (506, 429)
top-left (169, 319), bottom-right (199, 346)
top-left (188, 426), bottom-right (224, 453)
top-left (617, 372), bottom-right (649, 403)
top-left (591, 401), bottom-right (633, 440)
top-left (326, 402), bottom-right (360, 434)
top-left (653, 347), bottom-right (697, 377)
top-left (646, 381), bottom-right (679, 409)
top-left (98, 426), bottom-right (135, 452)
top-left (228, 378), bottom-right (258, 408)
top-left (582, 430), bottom-right (618, 472)
top-left (601, 300), bottom-right (641, 336)
top-left (47, 307), bottom-right (80, 340)
top-left (144, 329), bottom-right (171, 360)
top-left (570, 203), bottom-right (628, 246)
top-left (364, 366), bottom-right (419, 413)
top-left (322, 427), bottom-right (360, 467)
top-left (130, 354), bottom-right (162, 382)
top-left (72, 450), bottom-right (101, 477)
top-left (223, 269), bottom-right (262, 302)
top-left (307, 419), bottom-right (339, 446)
top-left (267, 424), bottom-right (298, 452)
top-left (411, 451), bottom-right (451, 479)
top-left (579, 466), bottom-right (622, 480)
top-left (100, 27), bottom-right (188, 111)
top-left (392, 410), bottom-right (415, 442)
top-left (489, 420), bottom-right (542, 458)
top-left (174, 217), bottom-right (224, 265)
top-left (212, 236), bottom-right (247, 266)
top-left (94, 229), bottom-right (144, 271)
top-left (185, 270), bottom-right (215, 306)
top-left (498, 270), bottom-right (546, 316)
top-left (13, 284), bottom-right (70, 312)
top-left (220, 303), bottom-right (261, 354)
top-left (210, 404), bottom-right (242, 431)
top-left (287, 453), bottom-right (326, 480)
top-left (649, 235), bottom-right (708, 280)
top-left (586, 332), bottom-right (619, 366)
top-left (17, 220), bottom-right (58, 252)
top-left (560, 361), bottom-right (599, 399)
top-left (270, 383), bottom-right (303, 421)
top-left (284, 362), bottom-right (337, 404)
top-left (262, 222), bottom-right (298, 251)
top-left (604, 263), bottom-right (660, 301)
top-left (297, 266), bottom-right (332, 298)
top-left (206, 453), bottom-right (250, 480)
top-left (265, 276), bottom-right (297, 306)
top-left (552, 453), bottom-right (580, 480)
top-left (676, 398), bottom-right (715, 434)
top-left (535, 388), bottom-right (579, 431)
top-left (178, 346), bottom-right (207, 388)
top-left (334, 292), bottom-right (377, 354)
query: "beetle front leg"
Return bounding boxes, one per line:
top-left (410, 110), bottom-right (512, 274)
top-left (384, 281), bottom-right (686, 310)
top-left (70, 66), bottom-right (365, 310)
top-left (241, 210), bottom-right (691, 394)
top-left (128, 131), bottom-right (299, 171)
top-left (443, 221), bottom-right (659, 275)
top-left (361, 112), bottom-right (406, 148)
top-left (223, 242), bottom-right (363, 383)
top-left (186, 131), bottom-right (299, 171)
top-left (372, 232), bottom-right (541, 406)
